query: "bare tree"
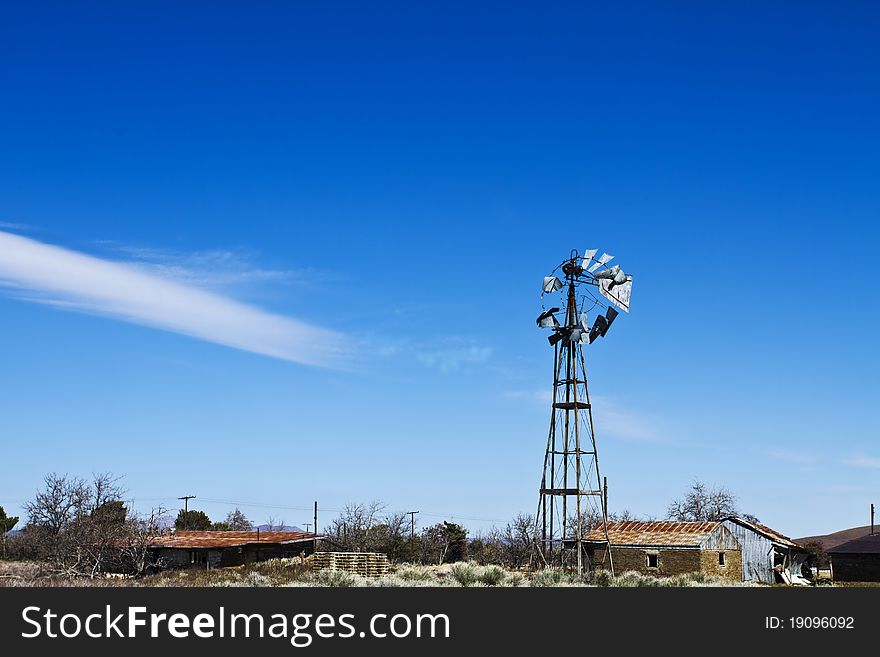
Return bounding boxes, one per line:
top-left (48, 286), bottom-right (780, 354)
top-left (470, 514), bottom-right (535, 568)
top-left (565, 508), bottom-right (634, 537)
top-left (18, 472), bottom-right (166, 577)
top-left (23, 473), bottom-right (90, 535)
top-left (264, 516), bottom-right (286, 531)
top-left (119, 506), bottom-right (168, 576)
top-left (501, 513), bottom-right (534, 568)
top-left (666, 480), bottom-right (743, 521)
top-left (323, 502), bottom-right (414, 561)
top-left (325, 502), bottom-right (386, 552)
top-left (90, 473), bottom-right (126, 512)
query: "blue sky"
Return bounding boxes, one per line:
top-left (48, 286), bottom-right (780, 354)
top-left (0, 3), bottom-right (878, 537)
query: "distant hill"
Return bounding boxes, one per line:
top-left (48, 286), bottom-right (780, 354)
top-left (796, 525), bottom-right (875, 552)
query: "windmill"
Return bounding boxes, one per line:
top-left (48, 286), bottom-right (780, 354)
top-left (533, 248), bottom-right (633, 576)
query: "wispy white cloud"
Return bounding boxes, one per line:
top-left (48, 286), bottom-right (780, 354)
top-left (417, 344), bottom-right (493, 373)
top-left (0, 230), bottom-right (346, 368)
top-left (93, 242), bottom-right (323, 290)
top-left (842, 454), bottom-right (880, 470)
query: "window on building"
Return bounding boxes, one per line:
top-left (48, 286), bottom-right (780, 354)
top-left (646, 553), bottom-right (658, 568)
top-left (718, 552), bottom-right (726, 566)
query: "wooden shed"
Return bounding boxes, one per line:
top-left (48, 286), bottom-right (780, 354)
top-left (584, 521), bottom-right (742, 581)
top-left (720, 517), bottom-right (811, 584)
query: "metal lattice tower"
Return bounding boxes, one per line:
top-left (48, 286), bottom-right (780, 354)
top-left (532, 249), bottom-right (633, 576)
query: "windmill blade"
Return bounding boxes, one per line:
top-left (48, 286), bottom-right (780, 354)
top-left (536, 308), bottom-right (561, 328)
top-left (588, 315), bottom-right (608, 343)
top-left (598, 276), bottom-right (632, 312)
top-left (604, 306), bottom-right (619, 332)
top-left (548, 330), bottom-right (565, 346)
top-left (581, 248), bottom-right (597, 270)
top-left (579, 312), bottom-right (590, 332)
top-left (542, 276), bottom-right (563, 293)
top-left (587, 252), bottom-right (614, 273)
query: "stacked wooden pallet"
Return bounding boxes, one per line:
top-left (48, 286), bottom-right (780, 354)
top-left (311, 552), bottom-right (390, 577)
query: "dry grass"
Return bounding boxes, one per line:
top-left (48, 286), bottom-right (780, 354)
top-left (0, 559), bottom-right (768, 587)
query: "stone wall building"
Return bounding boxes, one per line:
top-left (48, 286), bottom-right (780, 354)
top-left (585, 520), bottom-right (742, 582)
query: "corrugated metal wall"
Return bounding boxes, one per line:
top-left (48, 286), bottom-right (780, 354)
top-left (720, 519), bottom-right (776, 583)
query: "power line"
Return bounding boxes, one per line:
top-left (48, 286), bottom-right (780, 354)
top-left (133, 495), bottom-right (510, 526)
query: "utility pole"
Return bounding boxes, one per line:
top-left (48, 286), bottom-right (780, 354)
top-left (871, 503), bottom-right (875, 536)
top-left (314, 501), bottom-right (318, 536)
top-left (407, 510), bottom-right (419, 560)
top-left (303, 523), bottom-right (312, 532)
top-left (603, 477), bottom-right (609, 519)
top-left (177, 495), bottom-right (196, 530)
top-left (407, 511), bottom-right (420, 540)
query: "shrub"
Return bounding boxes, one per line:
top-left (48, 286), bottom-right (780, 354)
top-left (313, 569), bottom-right (360, 587)
top-left (396, 565), bottom-right (434, 582)
top-left (591, 569), bottom-right (613, 587)
top-left (478, 565), bottom-right (506, 586)
top-left (530, 568), bottom-right (572, 587)
top-left (450, 562), bottom-right (479, 587)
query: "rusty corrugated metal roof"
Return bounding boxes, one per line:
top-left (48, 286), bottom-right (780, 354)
top-left (724, 517), bottom-right (803, 549)
top-left (827, 534), bottom-right (880, 555)
top-left (585, 521), bottom-right (721, 547)
top-left (150, 530), bottom-right (319, 549)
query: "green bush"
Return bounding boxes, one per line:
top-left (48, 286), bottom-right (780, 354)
top-left (450, 562), bottom-right (479, 587)
top-left (478, 565), bottom-right (506, 586)
top-left (591, 569), bottom-right (613, 587)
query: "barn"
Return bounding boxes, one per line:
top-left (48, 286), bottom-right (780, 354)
top-left (828, 533), bottom-right (880, 582)
top-left (720, 517), bottom-right (811, 584)
top-left (149, 530), bottom-right (320, 569)
top-left (584, 521), bottom-right (742, 581)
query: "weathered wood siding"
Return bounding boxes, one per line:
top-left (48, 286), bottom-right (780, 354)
top-left (699, 524), bottom-right (740, 550)
top-left (720, 519), bottom-right (776, 583)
